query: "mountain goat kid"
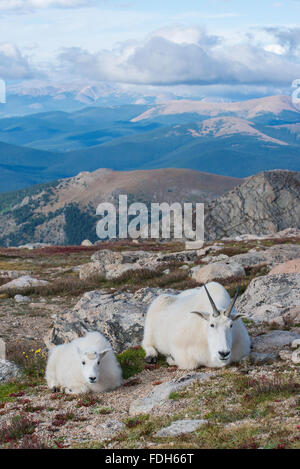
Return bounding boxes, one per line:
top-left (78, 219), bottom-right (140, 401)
top-left (142, 282), bottom-right (250, 369)
top-left (46, 331), bottom-right (122, 394)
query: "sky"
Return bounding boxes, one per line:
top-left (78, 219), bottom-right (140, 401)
top-left (1, 0), bottom-right (300, 100)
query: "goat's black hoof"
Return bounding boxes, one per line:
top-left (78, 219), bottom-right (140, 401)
top-left (145, 356), bottom-right (157, 364)
top-left (52, 386), bottom-right (60, 393)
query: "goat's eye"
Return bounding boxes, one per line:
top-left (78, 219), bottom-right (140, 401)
top-left (82, 361), bottom-right (86, 365)
top-left (210, 324), bottom-right (215, 328)
top-left (230, 324), bottom-right (233, 328)
top-left (97, 361), bottom-right (100, 365)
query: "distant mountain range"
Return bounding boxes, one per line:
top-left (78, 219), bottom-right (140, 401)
top-left (1, 168), bottom-right (299, 247)
top-left (0, 168), bottom-right (241, 247)
top-left (1, 81), bottom-right (157, 118)
top-left (0, 94), bottom-right (300, 192)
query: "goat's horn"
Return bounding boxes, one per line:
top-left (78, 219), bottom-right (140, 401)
top-left (204, 284), bottom-right (220, 317)
top-left (225, 285), bottom-right (241, 317)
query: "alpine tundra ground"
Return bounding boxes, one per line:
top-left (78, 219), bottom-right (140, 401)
top-left (0, 237), bottom-right (299, 449)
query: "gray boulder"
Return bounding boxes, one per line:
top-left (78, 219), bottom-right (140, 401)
top-left (236, 273), bottom-right (300, 323)
top-left (79, 262), bottom-right (106, 281)
top-left (44, 287), bottom-right (176, 353)
top-left (190, 261), bottom-right (245, 284)
top-left (0, 359), bottom-right (21, 383)
top-left (251, 330), bottom-right (300, 354)
top-left (0, 275), bottom-right (49, 291)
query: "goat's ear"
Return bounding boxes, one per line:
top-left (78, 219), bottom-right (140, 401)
top-left (232, 313), bottom-right (245, 321)
top-left (99, 349), bottom-right (110, 359)
top-left (191, 311), bottom-right (210, 321)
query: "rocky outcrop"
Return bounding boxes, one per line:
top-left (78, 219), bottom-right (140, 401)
top-left (80, 249), bottom-right (199, 281)
top-left (205, 171), bottom-right (300, 240)
top-left (236, 273), bottom-right (300, 324)
top-left (228, 245), bottom-right (300, 269)
top-left (44, 288), bottom-right (176, 353)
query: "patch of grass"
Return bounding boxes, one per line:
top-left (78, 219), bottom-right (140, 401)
top-left (76, 394), bottom-right (102, 408)
top-left (9, 434), bottom-right (51, 449)
top-left (0, 415), bottom-right (37, 444)
top-left (6, 340), bottom-right (47, 380)
top-left (0, 383), bottom-right (29, 403)
top-left (169, 391), bottom-right (188, 401)
top-left (117, 347), bottom-right (146, 380)
top-left (52, 412), bottom-right (75, 427)
top-left (242, 375), bottom-right (300, 404)
top-left (92, 406), bottom-right (113, 415)
top-left (124, 414), bottom-right (150, 429)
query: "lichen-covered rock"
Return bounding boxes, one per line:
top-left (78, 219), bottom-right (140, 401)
top-left (44, 288), bottom-right (176, 353)
top-left (0, 359), bottom-right (21, 383)
top-left (79, 262), bottom-right (106, 281)
top-left (236, 273), bottom-right (300, 323)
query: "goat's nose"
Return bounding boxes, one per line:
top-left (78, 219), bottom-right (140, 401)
top-left (218, 350), bottom-right (230, 359)
top-left (89, 376), bottom-right (96, 382)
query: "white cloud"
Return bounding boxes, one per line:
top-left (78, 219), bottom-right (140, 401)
top-left (0, 43), bottom-right (36, 79)
top-left (56, 26), bottom-right (300, 88)
top-left (0, 0), bottom-right (93, 13)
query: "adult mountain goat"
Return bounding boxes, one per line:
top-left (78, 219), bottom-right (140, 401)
top-left (46, 332), bottom-right (122, 394)
top-left (142, 282), bottom-right (250, 369)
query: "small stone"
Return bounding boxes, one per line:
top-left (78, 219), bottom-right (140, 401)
top-left (100, 419), bottom-right (126, 440)
top-left (279, 350), bottom-right (293, 361)
top-left (270, 316), bottom-right (285, 327)
top-left (14, 294), bottom-right (30, 304)
top-left (0, 339), bottom-right (5, 360)
top-left (81, 239), bottom-right (93, 247)
top-left (155, 419), bottom-right (208, 437)
top-left (291, 349), bottom-right (300, 364)
top-left (249, 352), bottom-right (277, 365)
top-left (185, 241), bottom-right (204, 251)
top-left (291, 339), bottom-right (300, 349)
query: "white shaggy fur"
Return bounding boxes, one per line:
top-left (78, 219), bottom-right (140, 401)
top-left (142, 282), bottom-right (250, 370)
top-left (46, 331), bottom-right (122, 394)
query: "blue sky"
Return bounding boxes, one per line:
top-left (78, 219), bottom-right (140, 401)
top-left (1, 0), bottom-right (300, 100)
